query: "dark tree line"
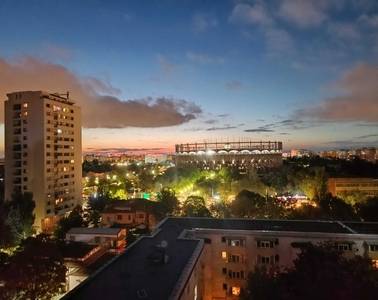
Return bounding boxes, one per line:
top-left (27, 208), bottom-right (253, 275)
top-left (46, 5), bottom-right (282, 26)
top-left (240, 243), bottom-right (378, 300)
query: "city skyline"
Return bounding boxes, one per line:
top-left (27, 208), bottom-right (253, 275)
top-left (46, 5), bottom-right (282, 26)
top-left (0, 0), bottom-right (377, 156)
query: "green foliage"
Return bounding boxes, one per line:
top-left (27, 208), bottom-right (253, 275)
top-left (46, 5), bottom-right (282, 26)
top-left (1, 191), bottom-right (35, 247)
top-left (356, 196), bottom-right (378, 221)
top-left (240, 243), bottom-right (378, 300)
top-left (54, 205), bottom-right (87, 240)
top-left (338, 189), bottom-right (368, 206)
top-left (231, 190), bottom-right (284, 219)
top-left (0, 235), bottom-right (67, 300)
top-left (182, 195), bottom-right (212, 217)
top-left (153, 187), bottom-right (180, 220)
top-left (85, 194), bottom-right (114, 227)
top-left (288, 194), bottom-right (359, 221)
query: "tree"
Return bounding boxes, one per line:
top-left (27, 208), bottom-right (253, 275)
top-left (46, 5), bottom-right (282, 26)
top-left (153, 188), bottom-right (180, 220)
top-left (356, 196), bottom-right (378, 221)
top-left (85, 194), bottom-right (114, 227)
top-left (240, 243), bottom-right (378, 300)
top-left (182, 195), bottom-right (212, 217)
top-left (0, 235), bottom-right (67, 300)
top-left (54, 205), bottom-right (87, 240)
top-left (231, 190), bottom-right (284, 219)
top-left (1, 191), bottom-right (35, 246)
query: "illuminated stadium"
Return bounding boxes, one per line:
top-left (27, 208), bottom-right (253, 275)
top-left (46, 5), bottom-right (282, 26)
top-left (174, 140), bottom-right (283, 172)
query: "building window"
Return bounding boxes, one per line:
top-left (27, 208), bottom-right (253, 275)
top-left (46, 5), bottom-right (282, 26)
top-left (23, 102), bottom-right (28, 108)
top-left (223, 283), bottom-right (227, 291)
top-left (221, 236), bottom-right (226, 243)
top-left (138, 213), bottom-right (144, 218)
top-left (221, 251), bottom-right (227, 260)
top-left (370, 245), bottom-right (378, 252)
top-left (228, 286), bottom-right (241, 295)
top-left (23, 111), bottom-right (28, 116)
top-left (117, 215), bottom-right (122, 220)
top-left (22, 128), bottom-right (27, 132)
top-left (222, 268), bottom-right (227, 274)
top-left (13, 104), bottom-right (21, 110)
top-left (128, 215), bottom-right (131, 220)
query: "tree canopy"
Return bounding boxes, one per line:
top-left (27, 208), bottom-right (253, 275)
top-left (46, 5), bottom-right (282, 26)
top-left (0, 235), bottom-right (67, 300)
top-left (240, 243), bottom-right (378, 300)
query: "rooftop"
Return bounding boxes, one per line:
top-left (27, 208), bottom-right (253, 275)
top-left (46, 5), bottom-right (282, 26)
top-left (67, 227), bottom-right (123, 235)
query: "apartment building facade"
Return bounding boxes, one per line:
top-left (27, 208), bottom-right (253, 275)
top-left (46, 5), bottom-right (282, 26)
top-left (328, 178), bottom-right (378, 197)
top-left (5, 91), bottom-right (82, 232)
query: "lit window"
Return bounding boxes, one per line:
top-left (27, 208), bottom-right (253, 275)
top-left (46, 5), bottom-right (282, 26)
top-left (338, 244), bottom-right (350, 251)
top-left (232, 287), bottom-right (240, 295)
top-left (23, 103), bottom-right (28, 108)
top-left (23, 111), bottom-right (28, 116)
top-left (222, 251), bottom-right (227, 260)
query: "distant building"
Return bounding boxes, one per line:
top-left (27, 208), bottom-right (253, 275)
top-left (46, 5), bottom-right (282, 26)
top-left (175, 140), bottom-right (283, 172)
top-left (290, 149), bottom-right (316, 158)
top-left (328, 178), bottom-right (378, 197)
top-left (101, 199), bottom-right (155, 229)
top-left (4, 91), bottom-right (82, 232)
top-left (145, 154), bottom-right (167, 164)
top-left (62, 217), bottom-right (378, 300)
top-left (319, 147), bottom-right (377, 163)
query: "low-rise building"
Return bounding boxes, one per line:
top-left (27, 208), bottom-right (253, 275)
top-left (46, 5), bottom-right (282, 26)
top-left (66, 227), bottom-right (126, 253)
top-left (101, 199), bottom-right (153, 229)
top-left (328, 178), bottom-right (378, 197)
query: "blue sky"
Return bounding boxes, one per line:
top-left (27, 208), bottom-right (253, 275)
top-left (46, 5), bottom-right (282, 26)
top-left (0, 0), bottom-right (377, 155)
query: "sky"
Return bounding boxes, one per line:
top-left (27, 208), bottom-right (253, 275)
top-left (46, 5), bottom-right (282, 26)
top-left (0, 0), bottom-right (377, 155)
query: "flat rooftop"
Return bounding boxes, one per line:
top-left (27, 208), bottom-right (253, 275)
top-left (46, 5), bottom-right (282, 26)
top-left (67, 227), bottom-right (122, 235)
top-left (62, 221), bottom-right (202, 300)
top-left (159, 217), bottom-right (354, 234)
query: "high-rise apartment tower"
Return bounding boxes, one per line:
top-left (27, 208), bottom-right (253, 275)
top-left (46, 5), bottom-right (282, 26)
top-left (5, 91), bottom-right (82, 232)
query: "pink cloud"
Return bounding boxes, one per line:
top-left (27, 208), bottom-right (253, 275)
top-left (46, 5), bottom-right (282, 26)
top-left (0, 57), bottom-right (202, 128)
top-left (293, 63), bottom-right (378, 123)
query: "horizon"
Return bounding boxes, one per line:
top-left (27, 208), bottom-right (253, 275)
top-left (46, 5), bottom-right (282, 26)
top-left (0, 0), bottom-right (377, 155)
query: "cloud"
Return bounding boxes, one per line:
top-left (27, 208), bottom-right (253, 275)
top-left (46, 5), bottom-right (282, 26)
top-left (207, 126), bottom-right (237, 131)
top-left (186, 52), bottom-right (226, 64)
top-left (156, 54), bottom-right (176, 73)
top-left (292, 63), bottom-right (378, 124)
top-left (264, 27), bottom-right (295, 56)
top-left (229, 4), bottom-right (273, 26)
top-left (327, 22), bottom-right (360, 40)
top-left (245, 128), bottom-right (275, 133)
top-left (192, 13), bottom-right (217, 32)
top-left (358, 14), bottom-right (378, 28)
top-left (0, 56), bottom-right (202, 128)
top-left (43, 43), bottom-right (72, 61)
top-left (357, 134), bottom-right (378, 139)
top-left (279, 133), bottom-right (290, 135)
top-left (256, 119), bottom-right (265, 122)
top-left (218, 114), bottom-right (230, 117)
top-left (224, 81), bottom-right (242, 90)
top-left (204, 119), bottom-right (217, 124)
top-left (229, 3), bottom-right (295, 56)
top-left (277, 0), bottom-right (327, 28)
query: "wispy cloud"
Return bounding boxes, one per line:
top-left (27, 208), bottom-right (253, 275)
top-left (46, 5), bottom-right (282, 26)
top-left (229, 3), bottom-right (273, 26)
top-left (186, 52), bottom-right (226, 64)
top-left (224, 81), bottom-right (242, 90)
top-left (357, 134), bottom-right (378, 139)
top-left (277, 0), bottom-right (327, 28)
top-left (204, 119), bottom-right (218, 124)
top-left (207, 126), bottom-right (237, 131)
top-left (245, 128), bottom-right (275, 133)
top-left (192, 13), bottom-right (217, 32)
top-left (327, 22), bottom-right (360, 40)
top-left (156, 54), bottom-right (176, 73)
